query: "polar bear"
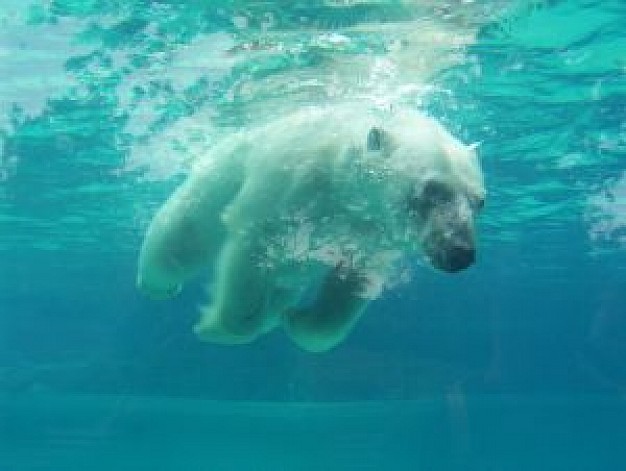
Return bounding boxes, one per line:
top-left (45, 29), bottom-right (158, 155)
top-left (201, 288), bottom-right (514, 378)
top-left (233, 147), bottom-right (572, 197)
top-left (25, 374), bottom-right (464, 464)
top-left (137, 104), bottom-right (485, 352)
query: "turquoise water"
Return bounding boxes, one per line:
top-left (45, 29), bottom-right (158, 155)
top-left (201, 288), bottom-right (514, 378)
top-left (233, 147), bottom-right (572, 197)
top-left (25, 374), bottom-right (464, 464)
top-left (1, 1), bottom-right (626, 469)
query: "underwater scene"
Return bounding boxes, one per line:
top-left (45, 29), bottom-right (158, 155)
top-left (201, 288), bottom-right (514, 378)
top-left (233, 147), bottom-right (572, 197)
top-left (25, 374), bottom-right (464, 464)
top-left (1, 0), bottom-right (626, 469)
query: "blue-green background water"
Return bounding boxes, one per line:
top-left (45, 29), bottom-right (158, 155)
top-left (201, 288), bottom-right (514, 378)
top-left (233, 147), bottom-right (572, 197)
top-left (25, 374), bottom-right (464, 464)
top-left (1, 1), bottom-right (626, 469)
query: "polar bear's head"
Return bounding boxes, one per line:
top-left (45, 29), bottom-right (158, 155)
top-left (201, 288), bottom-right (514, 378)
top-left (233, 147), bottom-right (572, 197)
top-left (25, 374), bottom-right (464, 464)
top-left (407, 176), bottom-right (484, 272)
top-left (364, 114), bottom-right (485, 273)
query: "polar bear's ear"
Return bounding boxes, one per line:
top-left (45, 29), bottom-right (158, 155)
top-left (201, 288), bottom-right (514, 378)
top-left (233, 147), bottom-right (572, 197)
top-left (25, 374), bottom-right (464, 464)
top-left (367, 127), bottom-right (384, 152)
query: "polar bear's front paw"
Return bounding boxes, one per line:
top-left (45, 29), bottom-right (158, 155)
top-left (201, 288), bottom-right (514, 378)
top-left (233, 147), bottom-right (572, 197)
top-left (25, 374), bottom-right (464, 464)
top-left (282, 307), bottom-right (342, 353)
top-left (193, 317), bottom-right (254, 345)
top-left (137, 276), bottom-right (181, 300)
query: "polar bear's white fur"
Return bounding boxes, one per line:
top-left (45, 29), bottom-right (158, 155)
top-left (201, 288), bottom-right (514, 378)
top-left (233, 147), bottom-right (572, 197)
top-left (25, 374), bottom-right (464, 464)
top-left (137, 104), bottom-right (485, 352)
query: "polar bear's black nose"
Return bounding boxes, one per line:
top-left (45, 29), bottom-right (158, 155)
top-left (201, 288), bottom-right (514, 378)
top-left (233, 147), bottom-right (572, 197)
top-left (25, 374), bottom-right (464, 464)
top-left (444, 245), bottom-right (475, 272)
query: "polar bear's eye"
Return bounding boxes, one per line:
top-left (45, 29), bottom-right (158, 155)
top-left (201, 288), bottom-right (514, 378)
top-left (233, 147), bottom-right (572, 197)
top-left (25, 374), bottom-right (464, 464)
top-left (367, 127), bottom-right (383, 152)
top-left (407, 180), bottom-right (455, 218)
top-left (472, 196), bottom-right (485, 211)
top-left (421, 180), bottom-right (454, 206)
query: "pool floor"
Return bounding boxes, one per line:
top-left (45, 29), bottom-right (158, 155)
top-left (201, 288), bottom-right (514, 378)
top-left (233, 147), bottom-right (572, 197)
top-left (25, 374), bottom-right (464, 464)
top-left (1, 393), bottom-right (625, 470)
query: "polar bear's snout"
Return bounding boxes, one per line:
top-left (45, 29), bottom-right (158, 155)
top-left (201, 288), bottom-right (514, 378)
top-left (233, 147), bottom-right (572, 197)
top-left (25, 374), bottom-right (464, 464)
top-left (436, 233), bottom-right (475, 272)
top-left (414, 186), bottom-right (479, 273)
top-left (447, 242), bottom-right (475, 272)
top-left (423, 221), bottom-right (476, 273)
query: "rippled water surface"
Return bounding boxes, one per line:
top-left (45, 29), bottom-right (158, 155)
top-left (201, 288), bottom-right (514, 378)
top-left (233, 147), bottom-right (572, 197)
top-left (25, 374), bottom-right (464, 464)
top-left (1, 1), bottom-right (626, 470)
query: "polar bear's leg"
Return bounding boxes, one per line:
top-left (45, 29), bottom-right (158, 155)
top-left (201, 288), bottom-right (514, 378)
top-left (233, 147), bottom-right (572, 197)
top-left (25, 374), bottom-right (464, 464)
top-left (283, 267), bottom-right (370, 353)
top-left (137, 154), bottom-right (245, 300)
top-left (193, 235), bottom-right (285, 344)
top-left (137, 199), bottom-right (222, 300)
